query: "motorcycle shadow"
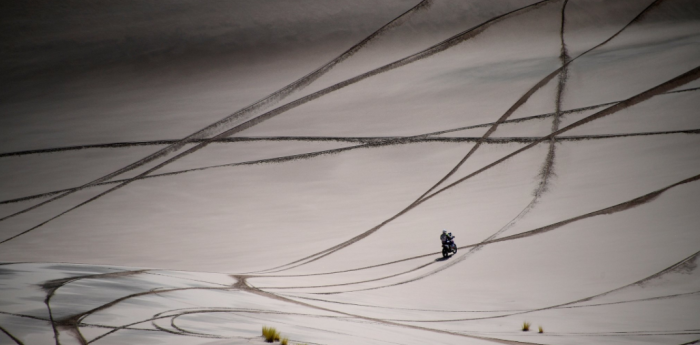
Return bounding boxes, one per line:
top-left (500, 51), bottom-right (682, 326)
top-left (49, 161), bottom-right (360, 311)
top-left (434, 256), bottom-right (451, 262)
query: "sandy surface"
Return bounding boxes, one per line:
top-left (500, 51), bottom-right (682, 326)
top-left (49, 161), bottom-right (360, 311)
top-left (1, 0), bottom-right (700, 344)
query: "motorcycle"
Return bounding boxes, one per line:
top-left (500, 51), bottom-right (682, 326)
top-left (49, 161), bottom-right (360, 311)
top-left (441, 236), bottom-right (457, 258)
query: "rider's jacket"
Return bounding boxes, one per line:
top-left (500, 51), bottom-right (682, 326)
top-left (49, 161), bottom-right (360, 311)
top-left (440, 233), bottom-right (453, 243)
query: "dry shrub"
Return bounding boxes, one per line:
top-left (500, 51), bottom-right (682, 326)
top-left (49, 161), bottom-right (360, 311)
top-left (262, 326), bottom-right (280, 343)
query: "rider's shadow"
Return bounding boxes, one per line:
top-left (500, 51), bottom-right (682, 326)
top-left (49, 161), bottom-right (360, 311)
top-left (434, 256), bottom-right (451, 262)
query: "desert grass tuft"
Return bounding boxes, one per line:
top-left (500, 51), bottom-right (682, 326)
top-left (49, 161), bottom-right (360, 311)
top-left (262, 326), bottom-right (280, 343)
top-left (522, 321), bottom-right (530, 331)
top-left (280, 337), bottom-right (289, 345)
top-left (538, 326), bottom-right (544, 333)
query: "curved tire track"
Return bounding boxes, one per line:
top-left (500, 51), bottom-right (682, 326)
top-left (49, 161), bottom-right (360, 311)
top-left (0, 325), bottom-right (24, 345)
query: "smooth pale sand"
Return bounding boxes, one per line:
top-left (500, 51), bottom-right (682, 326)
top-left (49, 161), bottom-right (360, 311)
top-left (1, 0), bottom-right (700, 344)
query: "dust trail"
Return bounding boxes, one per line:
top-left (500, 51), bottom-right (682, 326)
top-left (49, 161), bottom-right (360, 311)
top-left (0, 0), bottom-right (431, 224)
top-left (0, 0), bottom-right (555, 245)
top-left (256, 0), bottom-right (673, 273)
top-left (0, 325), bottom-right (24, 345)
top-left (5, 84), bottom-right (698, 159)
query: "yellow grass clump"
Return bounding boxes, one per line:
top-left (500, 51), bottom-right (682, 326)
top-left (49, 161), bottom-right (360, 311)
top-left (262, 326), bottom-right (280, 343)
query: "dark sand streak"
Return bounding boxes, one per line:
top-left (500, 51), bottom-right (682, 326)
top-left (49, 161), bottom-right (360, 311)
top-left (0, 325), bottom-right (24, 345)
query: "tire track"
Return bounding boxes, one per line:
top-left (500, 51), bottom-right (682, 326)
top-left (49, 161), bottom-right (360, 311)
top-left (3, 128), bottom-right (699, 207)
top-left (142, 271), bottom-right (231, 287)
top-left (86, 315), bottom-right (174, 344)
top-left (278, 294), bottom-right (526, 313)
top-left (0, 0), bottom-right (431, 224)
top-left (0, 0), bottom-right (557, 245)
top-left (3, 84), bottom-right (698, 159)
top-left (0, 311), bottom-right (50, 322)
top-left (558, 290), bottom-right (700, 309)
top-left (256, 0), bottom-right (668, 274)
top-left (0, 325), bottom-right (24, 345)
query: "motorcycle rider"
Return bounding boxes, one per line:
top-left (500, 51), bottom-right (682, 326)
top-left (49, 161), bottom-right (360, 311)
top-left (440, 230), bottom-right (454, 246)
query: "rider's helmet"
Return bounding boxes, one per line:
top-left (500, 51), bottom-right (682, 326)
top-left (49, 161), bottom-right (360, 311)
top-left (442, 229), bottom-right (447, 234)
